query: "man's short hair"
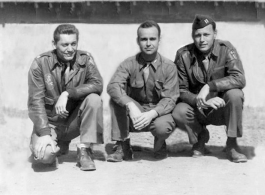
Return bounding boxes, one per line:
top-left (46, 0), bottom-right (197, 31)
top-left (53, 24), bottom-right (79, 43)
top-left (137, 20), bottom-right (161, 37)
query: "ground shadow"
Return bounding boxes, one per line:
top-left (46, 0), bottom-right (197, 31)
top-left (28, 155), bottom-right (58, 172)
top-left (29, 148), bottom-right (106, 172)
top-left (106, 143), bottom-right (175, 162)
top-left (105, 143), bottom-right (155, 162)
top-left (169, 142), bottom-right (256, 161)
top-left (207, 145), bottom-right (256, 161)
top-left (105, 142), bottom-right (256, 162)
top-left (59, 149), bottom-right (106, 163)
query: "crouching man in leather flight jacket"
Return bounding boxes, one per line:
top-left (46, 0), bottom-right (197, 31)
top-left (172, 15), bottom-right (247, 163)
top-left (28, 24), bottom-right (103, 171)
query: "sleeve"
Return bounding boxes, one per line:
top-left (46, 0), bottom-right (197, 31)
top-left (66, 54), bottom-right (103, 100)
top-left (153, 63), bottom-right (179, 116)
top-left (174, 51), bottom-right (197, 106)
top-left (107, 61), bottom-right (135, 107)
top-left (207, 46), bottom-right (246, 92)
top-left (28, 59), bottom-right (51, 136)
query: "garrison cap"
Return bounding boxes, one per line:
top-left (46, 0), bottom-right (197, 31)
top-left (192, 14), bottom-right (216, 30)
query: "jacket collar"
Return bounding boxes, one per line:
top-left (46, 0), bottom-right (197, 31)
top-left (50, 50), bottom-right (86, 70)
top-left (137, 52), bottom-right (161, 71)
top-left (190, 40), bottom-right (219, 65)
top-left (211, 39), bottom-right (220, 58)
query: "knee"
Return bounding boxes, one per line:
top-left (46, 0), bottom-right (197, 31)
top-left (32, 146), bottom-right (57, 164)
top-left (152, 120), bottom-right (174, 139)
top-left (172, 103), bottom-right (190, 123)
top-left (224, 89), bottom-right (244, 105)
top-left (83, 93), bottom-right (102, 108)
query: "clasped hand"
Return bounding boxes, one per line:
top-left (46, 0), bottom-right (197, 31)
top-left (55, 91), bottom-right (69, 118)
top-left (196, 84), bottom-right (225, 110)
top-left (126, 102), bottom-right (158, 131)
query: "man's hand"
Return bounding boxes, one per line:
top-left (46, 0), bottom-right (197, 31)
top-left (55, 91), bottom-right (69, 118)
top-left (196, 84), bottom-right (210, 109)
top-left (34, 135), bottom-right (56, 160)
top-left (133, 110), bottom-right (158, 131)
top-left (205, 97), bottom-right (225, 110)
top-left (126, 102), bottom-right (142, 124)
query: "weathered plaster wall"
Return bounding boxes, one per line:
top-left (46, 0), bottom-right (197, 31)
top-left (0, 22), bottom-right (264, 110)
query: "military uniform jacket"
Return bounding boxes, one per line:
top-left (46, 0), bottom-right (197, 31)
top-left (28, 50), bottom-right (103, 136)
top-left (107, 52), bottom-right (179, 116)
top-left (174, 39), bottom-right (246, 107)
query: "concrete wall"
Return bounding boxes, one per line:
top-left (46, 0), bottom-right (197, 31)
top-left (0, 22), bottom-right (264, 138)
top-left (1, 22), bottom-right (264, 107)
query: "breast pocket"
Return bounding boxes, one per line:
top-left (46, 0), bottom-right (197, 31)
top-left (44, 97), bottom-right (56, 117)
top-left (129, 80), bottom-right (145, 100)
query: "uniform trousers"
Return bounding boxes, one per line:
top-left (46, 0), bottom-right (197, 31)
top-left (30, 93), bottom-right (103, 164)
top-left (110, 99), bottom-right (175, 151)
top-left (172, 89), bottom-right (244, 144)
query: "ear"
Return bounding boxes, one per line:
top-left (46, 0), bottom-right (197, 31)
top-left (136, 37), bottom-right (139, 46)
top-left (52, 40), bottom-right (56, 49)
top-left (214, 30), bottom-right (217, 39)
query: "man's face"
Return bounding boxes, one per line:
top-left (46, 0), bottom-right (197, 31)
top-left (53, 34), bottom-right (78, 62)
top-left (137, 26), bottom-right (160, 56)
top-left (192, 24), bottom-right (216, 54)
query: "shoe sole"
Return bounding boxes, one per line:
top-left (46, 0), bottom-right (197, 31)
top-left (80, 167), bottom-right (96, 171)
top-left (107, 157), bottom-right (133, 162)
top-left (232, 159), bottom-right (248, 163)
top-left (107, 158), bottom-right (123, 162)
top-left (77, 162), bottom-right (96, 171)
top-left (192, 154), bottom-right (203, 158)
top-left (227, 155), bottom-right (248, 163)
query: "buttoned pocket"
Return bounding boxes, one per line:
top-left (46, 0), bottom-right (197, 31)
top-left (129, 80), bottom-right (144, 100)
top-left (131, 80), bottom-right (144, 88)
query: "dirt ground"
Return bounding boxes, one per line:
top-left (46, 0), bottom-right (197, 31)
top-left (0, 106), bottom-right (265, 195)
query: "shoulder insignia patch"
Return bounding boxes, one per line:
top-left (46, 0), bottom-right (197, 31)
top-left (44, 73), bottom-right (54, 90)
top-left (230, 50), bottom-right (238, 60)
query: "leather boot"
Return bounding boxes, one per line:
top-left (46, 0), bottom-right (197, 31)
top-left (57, 140), bottom-right (71, 156)
top-left (107, 139), bottom-right (133, 162)
top-left (154, 137), bottom-right (168, 160)
top-left (192, 127), bottom-right (211, 158)
top-left (226, 137), bottom-right (247, 163)
top-left (77, 146), bottom-right (96, 171)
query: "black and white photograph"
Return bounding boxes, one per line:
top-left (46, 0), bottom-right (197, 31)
top-left (0, 0), bottom-right (264, 195)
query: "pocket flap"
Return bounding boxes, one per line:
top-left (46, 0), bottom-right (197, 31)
top-left (130, 80), bottom-right (144, 88)
top-left (155, 80), bottom-right (163, 89)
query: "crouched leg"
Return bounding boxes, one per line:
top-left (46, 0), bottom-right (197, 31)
top-left (149, 114), bottom-right (175, 159)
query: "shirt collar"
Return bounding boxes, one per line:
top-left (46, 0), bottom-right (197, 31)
top-left (51, 50), bottom-right (85, 70)
top-left (211, 40), bottom-right (219, 58)
top-left (191, 40), bottom-right (218, 64)
top-left (138, 52), bottom-right (161, 71)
